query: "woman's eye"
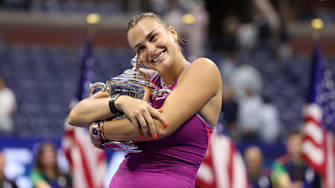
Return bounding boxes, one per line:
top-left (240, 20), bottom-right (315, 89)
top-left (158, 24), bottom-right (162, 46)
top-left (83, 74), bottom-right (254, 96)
top-left (137, 47), bottom-right (144, 54)
top-left (149, 34), bottom-right (157, 42)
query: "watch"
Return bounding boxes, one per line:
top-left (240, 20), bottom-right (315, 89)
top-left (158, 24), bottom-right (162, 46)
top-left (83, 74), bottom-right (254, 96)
top-left (109, 93), bottom-right (121, 114)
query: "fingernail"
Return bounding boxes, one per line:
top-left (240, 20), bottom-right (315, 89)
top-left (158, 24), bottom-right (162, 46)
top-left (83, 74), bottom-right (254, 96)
top-left (164, 123), bottom-right (168, 127)
top-left (158, 108), bottom-right (163, 112)
top-left (153, 134), bottom-right (157, 139)
top-left (139, 135), bottom-right (143, 139)
top-left (146, 136), bottom-right (151, 140)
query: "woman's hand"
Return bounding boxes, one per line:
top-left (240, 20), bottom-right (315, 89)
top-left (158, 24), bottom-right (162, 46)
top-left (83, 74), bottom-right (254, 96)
top-left (115, 95), bottom-right (167, 139)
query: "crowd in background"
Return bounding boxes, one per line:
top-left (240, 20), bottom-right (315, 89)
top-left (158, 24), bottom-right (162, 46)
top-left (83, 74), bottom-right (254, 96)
top-left (0, 0), bottom-right (335, 187)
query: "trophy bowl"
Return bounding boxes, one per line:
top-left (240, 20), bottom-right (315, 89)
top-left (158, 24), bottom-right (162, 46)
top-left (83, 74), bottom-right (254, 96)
top-left (88, 55), bottom-right (171, 153)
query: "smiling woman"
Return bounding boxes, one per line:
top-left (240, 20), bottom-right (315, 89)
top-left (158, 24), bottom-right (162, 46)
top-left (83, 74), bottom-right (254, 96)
top-left (67, 12), bottom-right (223, 188)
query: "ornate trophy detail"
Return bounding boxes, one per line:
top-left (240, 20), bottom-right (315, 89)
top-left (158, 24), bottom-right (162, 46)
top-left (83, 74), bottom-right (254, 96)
top-left (88, 55), bottom-right (171, 153)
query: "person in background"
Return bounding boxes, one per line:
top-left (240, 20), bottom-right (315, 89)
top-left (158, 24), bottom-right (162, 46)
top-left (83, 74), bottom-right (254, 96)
top-left (30, 142), bottom-right (72, 188)
top-left (271, 131), bottom-right (321, 188)
top-left (0, 76), bottom-right (17, 134)
top-left (0, 151), bottom-right (18, 188)
top-left (244, 146), bottom-right (272, 188)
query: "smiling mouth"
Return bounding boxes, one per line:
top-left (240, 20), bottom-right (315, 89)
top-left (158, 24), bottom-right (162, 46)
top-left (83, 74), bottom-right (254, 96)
top-left (152, 50), bottom-right (166, 64)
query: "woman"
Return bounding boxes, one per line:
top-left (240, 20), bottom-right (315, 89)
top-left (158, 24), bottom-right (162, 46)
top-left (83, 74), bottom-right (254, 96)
top-left (68, 12), bottom-right (222, 188)
top-left (30, 142), bottom-right (72, 188)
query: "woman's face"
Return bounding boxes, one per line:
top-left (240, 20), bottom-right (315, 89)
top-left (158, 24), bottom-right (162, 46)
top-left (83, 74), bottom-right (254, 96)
top-left (40, 145), bottom-right (57, 169)
top-left (127, 18), bottom-right (179, 73)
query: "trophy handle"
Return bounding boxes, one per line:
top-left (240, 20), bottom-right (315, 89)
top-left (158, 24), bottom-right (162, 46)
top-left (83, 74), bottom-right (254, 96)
top-left (89, 82), bottom-right (109, 98)
top-left (152, 88), bottom-right (171, 98)
top-left (158, 88), bottom-right (171, 95)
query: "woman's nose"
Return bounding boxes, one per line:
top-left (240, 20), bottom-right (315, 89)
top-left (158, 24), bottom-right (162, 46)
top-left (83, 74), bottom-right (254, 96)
top-left (146, 43), bottom-right (155, 52)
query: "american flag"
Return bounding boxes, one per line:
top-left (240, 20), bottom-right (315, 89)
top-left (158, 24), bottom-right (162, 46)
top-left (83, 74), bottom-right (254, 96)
top-left (196, 131), bottom-right (249, 188)
top-left (62, 39), bottom-right (107, 188)
top-left (302, 43), bottom-right (335, 188)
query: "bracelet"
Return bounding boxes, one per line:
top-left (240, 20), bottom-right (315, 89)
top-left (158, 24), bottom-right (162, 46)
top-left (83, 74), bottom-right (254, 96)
top-left (99, 120), bottom-right (107, 141)
top-left (109, 94), bottom-right (122, 114)
top-left (90, 120), bottom-right (106, 141)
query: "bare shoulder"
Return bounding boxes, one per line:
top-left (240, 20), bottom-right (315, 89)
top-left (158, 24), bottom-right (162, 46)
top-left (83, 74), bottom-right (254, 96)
top-left (179, 57), bottom-right (222, 90)
top-left (193, 57), bottom-right (216, 65)
top-left (186, 57), bottom-right (221, 78)
top-left (138, 68), bottom-right (157, 79)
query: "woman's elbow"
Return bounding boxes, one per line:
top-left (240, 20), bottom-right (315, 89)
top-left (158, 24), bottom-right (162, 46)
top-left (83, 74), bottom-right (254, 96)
top-left (67, 110), bottom-right (87, 127)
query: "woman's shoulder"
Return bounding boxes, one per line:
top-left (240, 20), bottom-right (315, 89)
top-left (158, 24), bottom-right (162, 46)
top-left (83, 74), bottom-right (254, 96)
top-left (178, 57), bottom-right (222, 89)
top-left (187, 57), bottom-right (220, 77)
top-left (189, 57), bottom-right (219, 71)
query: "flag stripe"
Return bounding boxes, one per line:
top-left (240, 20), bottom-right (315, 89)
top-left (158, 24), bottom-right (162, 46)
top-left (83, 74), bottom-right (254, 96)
top-left (227, 141), bottom-right (234, 188)
top-left (72, 130), bottom-right (94, 188)
top-left (326, 133), bottom-right (334, 188)
top-left (196, 133), bottom-right (248, 188)
top-left (304, 121), bottom-right (323, 145)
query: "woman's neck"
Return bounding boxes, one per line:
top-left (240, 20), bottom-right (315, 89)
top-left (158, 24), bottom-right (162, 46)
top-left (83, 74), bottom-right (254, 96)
top-left (160, 57), bottom-right (189, 86)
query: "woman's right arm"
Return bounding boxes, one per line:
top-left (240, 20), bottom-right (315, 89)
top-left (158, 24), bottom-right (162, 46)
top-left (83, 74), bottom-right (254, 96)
top-left (67, 91), bottom-right (117, 127)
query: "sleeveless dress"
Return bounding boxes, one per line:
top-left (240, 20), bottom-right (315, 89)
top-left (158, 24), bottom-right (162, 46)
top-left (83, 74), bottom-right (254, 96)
top-left (109, 69), bottom-right (215, 188)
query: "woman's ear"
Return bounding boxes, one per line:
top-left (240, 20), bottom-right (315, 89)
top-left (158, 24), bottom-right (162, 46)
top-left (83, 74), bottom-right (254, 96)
top-left (169, 26), bottom-right (178, 41)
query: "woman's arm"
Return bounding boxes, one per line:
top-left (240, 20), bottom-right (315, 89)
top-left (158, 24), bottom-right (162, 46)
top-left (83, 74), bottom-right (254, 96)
top-left (101, 58), bottom-right (222, 141)
top-left (97, 117), bottom-right (166, 141)
top-left (67, 91), bottom-right (117, 127)
top-left (157, 58), bottom-right (222, 137)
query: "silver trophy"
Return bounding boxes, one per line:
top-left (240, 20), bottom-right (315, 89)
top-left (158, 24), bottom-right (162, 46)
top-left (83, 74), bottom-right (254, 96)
top-left (89, 55), bottom-right (171, 153)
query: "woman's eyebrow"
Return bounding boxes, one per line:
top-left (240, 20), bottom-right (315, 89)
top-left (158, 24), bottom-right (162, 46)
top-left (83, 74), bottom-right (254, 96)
top-left (134, 30), bottom-right (156, 49)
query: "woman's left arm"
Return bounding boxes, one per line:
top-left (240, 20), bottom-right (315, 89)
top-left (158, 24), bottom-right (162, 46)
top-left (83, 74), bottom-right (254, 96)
top-left (156, 58), bottom-right (222, 137)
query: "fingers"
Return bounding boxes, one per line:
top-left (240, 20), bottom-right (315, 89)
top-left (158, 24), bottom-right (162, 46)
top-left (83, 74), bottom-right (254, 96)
top-left (143, 111), bottom-right (157, 139)
top-left (129, 116), bottom-right (142, 139)
top-left (91, 91), bottom-right (109, 99)
top-left (137, 115), bottom-right (150, 139)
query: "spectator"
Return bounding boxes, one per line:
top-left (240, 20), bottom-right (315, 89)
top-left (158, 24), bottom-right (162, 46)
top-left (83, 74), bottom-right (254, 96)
top-left (227, 63), bottom-right (280, 143)
top-left (271, 131), bottom-right (321, 188)
top-left (0, 76), bottom-right (17, 134)
top-left (0, 151), bottom-right (18, 188)
top-left (30, 142), bottom-right (72, 188)
top-left (244, 146), bottom-right (272, 188)
top-left (230, 64), bottom-right (262, 141)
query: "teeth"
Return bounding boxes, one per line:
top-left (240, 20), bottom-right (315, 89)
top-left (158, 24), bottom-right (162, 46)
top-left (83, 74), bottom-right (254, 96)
top-left (153, 51), bottom-right (165, 63)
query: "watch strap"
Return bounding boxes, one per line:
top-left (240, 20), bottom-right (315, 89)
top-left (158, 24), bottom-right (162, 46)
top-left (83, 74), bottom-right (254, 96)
top-left (109, 94), bottom-right (121, 114)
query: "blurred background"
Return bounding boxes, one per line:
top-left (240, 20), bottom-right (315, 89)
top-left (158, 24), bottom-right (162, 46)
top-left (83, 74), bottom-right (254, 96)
top-left (0, 0), bottom-right (334, 187)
